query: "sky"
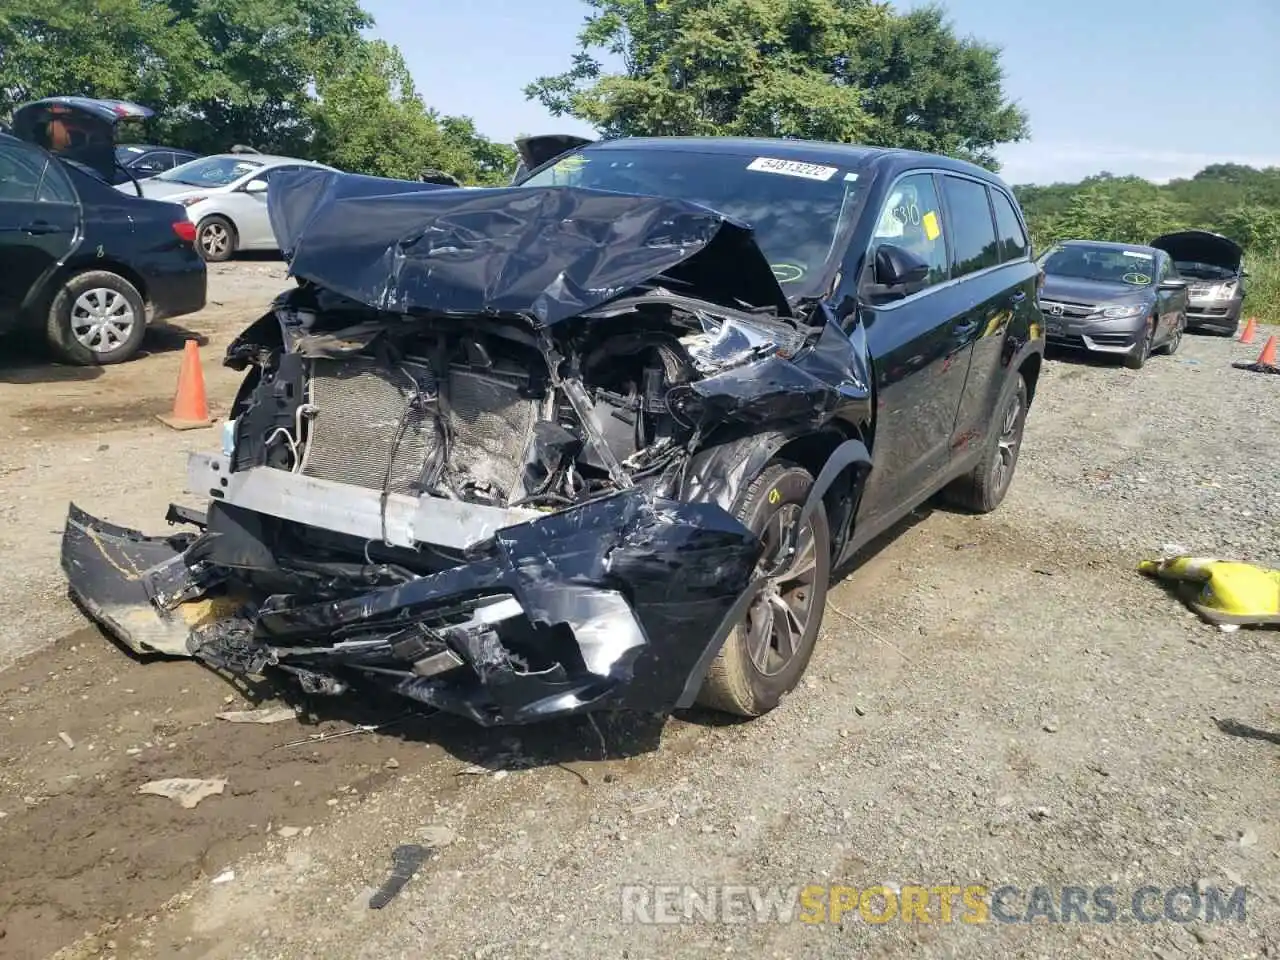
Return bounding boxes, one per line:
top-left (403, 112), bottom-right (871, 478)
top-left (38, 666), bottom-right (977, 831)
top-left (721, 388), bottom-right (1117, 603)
top-left (361, 0), bottom-right (1280, 186)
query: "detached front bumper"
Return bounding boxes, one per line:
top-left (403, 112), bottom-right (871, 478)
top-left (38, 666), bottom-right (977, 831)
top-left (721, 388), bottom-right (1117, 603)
top-left (60, 482), bottom-right (763, 725)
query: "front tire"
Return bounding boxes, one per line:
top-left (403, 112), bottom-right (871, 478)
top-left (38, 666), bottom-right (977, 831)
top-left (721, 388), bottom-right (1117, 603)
top-left (1158, 311), bottom-right (1186, 355)
top-left (943, 372), bottom-right (1030, 514)
top-left (697, 463), bottom-right (831, 718)
top-left (45, 270), bottom-right (147, 366)
top-left (196, 215), bottom-right (236, 262)
top-left (1123, 316), bottom-right (1155, 369)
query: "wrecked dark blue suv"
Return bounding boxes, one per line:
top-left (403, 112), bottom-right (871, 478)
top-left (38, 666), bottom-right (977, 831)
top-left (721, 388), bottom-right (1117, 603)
top-left (61, 136), bottom-right (1045, 726)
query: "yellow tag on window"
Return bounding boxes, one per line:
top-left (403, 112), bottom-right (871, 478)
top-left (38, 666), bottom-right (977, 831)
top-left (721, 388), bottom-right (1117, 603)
top-left (922, 211), bottom-right (941, 241)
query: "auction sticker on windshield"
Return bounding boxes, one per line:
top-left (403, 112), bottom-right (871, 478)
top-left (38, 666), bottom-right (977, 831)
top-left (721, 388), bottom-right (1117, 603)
top-left (747, 157), bottom-right (839, 181)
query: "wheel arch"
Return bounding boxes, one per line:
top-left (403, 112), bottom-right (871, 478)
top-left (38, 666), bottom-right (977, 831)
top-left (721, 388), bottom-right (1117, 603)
top-left (22, 258), bottom-right (151, 326)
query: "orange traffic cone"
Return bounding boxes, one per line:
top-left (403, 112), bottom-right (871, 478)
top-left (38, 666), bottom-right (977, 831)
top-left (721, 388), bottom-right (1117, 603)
top-left (157, 339), bottom-right (213, 430)
top-left (1257, 335), bottom-right (1278, 368)
top-left (1240, 317), bottom-right (1257, 344)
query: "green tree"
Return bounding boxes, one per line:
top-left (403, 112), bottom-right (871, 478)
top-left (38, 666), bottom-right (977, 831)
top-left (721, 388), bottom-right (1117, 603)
top-left (0, 0), bottom-right (516, 183)
top-left (525, 0), bottom-right (1028, 168)
top-left (308, 40), bottom-right (452, 181)
top-left (438, 116), bottom-right (519, 185)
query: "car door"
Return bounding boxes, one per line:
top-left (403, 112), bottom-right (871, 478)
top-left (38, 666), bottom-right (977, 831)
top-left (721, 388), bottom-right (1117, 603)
top-left (239, 164), bottom-right (300, 248)
top-left (1155, 254), bottom-right (1183, 334)
top-left (0, 141), bottom-right (79, 332)
top-left (945, 179), bottom-right (1039, 458)
top-left (853, 170), bottom-right (975, 523)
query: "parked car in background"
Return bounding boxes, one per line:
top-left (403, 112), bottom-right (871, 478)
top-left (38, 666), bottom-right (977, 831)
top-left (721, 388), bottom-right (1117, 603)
top-left (64, 136), bottom-right (1045, 726)
top-left (120, 153), bottom-right (338, 261)
top-left (111, 144), bottom-right (202, 186)
top-left (1150, 230), bottom-right (1246, 336)
top-left (0, 98), bottom-right (206, 365)
top-left (1037, 240), bottom-right (1189, 369)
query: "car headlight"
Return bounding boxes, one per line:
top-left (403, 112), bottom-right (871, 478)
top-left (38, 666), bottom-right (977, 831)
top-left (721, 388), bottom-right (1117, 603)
top-left (1098, 303), bottom-right (1146, 319)
top-left (179, 196), bottom-right (208, 207)
top-left (1210, 281), bottom-right (1237, 300)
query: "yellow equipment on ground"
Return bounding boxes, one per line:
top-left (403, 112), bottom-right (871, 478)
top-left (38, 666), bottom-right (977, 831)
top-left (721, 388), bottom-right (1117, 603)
top-left (1139, 556), bottom-right (1280, 628)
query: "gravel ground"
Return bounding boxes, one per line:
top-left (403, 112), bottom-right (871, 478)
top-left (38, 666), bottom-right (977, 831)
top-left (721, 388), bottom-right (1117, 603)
top-left (1, 274), bottom-right (1277, 960)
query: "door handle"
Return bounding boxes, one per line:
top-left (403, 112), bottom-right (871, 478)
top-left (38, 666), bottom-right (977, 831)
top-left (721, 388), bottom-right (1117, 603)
top-left (1010, 290), bottom-right (1027, 303)
top-left (21, 221), bottom-right (61, 235)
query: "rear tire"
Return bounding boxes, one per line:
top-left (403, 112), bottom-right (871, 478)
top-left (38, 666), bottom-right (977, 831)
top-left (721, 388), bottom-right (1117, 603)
top-left (45, 270), bottom-right (147, 366)
top-left (196, 215), bottom-right (236, 262)
top-left (697, 463), bottom-right (831, 718)
top-left (943, 373), bottom-right (1029, 514)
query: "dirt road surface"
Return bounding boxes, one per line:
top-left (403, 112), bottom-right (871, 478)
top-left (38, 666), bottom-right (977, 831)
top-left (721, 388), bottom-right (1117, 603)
top-left (1, 266), bottom-right (1277, 960)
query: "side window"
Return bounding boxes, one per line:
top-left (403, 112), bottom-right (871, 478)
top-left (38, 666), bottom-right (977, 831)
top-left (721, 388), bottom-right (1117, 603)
top-left (36, 158), bottom-right (76, 203)
top-left (991, 189), bottom-right (1029, 262)
top-left (942, 176), bottom-right (1000, 277)
top-left (0, 143), bottom-right (46, 202)
top-left (1158, 256), bottom-right (1174, 281)
top-left (870, 173), bottom-right (949, 289)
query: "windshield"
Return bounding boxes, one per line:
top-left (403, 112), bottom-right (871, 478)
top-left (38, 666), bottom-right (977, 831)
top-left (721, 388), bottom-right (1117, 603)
top-left (517, 148), bottom-right (865, 296)
top-left (1039, 245), bottom-right (1156, 285)
top-left (156, 155), bottom-right (263, 187)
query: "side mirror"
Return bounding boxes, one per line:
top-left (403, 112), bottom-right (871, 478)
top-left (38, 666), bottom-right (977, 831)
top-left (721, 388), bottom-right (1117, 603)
top-left (875, 244), bottom-right (930, 287)
top-left (1159, 278), bottom-right (1188, 291)
top-left (243, 178), bottom-right (268, 194)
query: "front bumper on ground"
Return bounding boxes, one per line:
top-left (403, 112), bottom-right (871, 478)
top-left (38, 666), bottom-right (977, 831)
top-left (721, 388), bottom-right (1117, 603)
top-left (60, 481), bottom-right (764, 725)
top-left (1043, 314), bottom-right (1147, 354)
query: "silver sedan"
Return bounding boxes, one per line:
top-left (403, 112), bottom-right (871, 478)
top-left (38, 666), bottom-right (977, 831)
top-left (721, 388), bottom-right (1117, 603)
top-left (118, 153), bottom-right (337, 261)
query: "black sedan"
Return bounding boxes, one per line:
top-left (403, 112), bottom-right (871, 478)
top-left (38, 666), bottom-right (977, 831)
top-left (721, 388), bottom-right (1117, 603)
top-left (1037, 240), bottom-right (1189, 369)
top-left (0, 98), bottom-right (206, 364)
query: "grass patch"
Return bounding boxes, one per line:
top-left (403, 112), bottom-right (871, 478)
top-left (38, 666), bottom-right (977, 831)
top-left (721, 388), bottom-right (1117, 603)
top-left (1245, 253), bottom-right (1280, 324)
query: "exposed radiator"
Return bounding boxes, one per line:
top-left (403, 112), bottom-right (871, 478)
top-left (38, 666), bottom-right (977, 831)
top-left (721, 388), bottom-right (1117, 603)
top-left (299, 355), bottom-right (540, 503)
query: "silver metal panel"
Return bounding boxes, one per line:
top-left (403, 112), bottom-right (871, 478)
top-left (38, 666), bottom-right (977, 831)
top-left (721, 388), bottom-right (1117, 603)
top-left (187, 453), bottom-right (541, 550)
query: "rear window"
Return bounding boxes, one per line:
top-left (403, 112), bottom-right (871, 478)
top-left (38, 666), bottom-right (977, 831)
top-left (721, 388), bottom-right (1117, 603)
top-left (941, 176), bottom-right (999, 277)
top-left (991, 189), bottom-right (1029, 262)
top-left (0, 143), bottom-right (46, 202)
top-left (517, 147), bottom-right (867, 297)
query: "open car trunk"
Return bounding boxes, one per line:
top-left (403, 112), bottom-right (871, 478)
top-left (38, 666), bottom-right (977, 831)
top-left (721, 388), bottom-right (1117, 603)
top-left (11, 96), bottom-right (153, 187)
top-left (511, 134), bottom-right (595, 184)
top-left (61, 169), bottom-right (872, 726)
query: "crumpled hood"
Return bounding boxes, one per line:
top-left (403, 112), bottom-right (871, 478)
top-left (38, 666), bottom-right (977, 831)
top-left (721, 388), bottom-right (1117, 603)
top-left (1150, 230), bottom-right (1244, 274)
top-left (268, 168), bottom-right (791, 325)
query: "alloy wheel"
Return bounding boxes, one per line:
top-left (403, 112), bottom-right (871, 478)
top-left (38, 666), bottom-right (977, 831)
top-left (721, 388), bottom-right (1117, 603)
top-left (991, 382), bottom-right (1026, 496)
top-left (743, 503), bottom-right (820, 677)
top-left (200, 223), bottom-right (230, 259)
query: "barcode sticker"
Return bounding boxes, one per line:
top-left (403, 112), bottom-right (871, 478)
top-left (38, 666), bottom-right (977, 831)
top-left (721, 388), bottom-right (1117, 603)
top-left (746, 157), bottom-right (839, 181)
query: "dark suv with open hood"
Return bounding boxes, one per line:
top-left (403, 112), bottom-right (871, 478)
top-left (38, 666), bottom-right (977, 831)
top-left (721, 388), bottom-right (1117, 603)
top-left (0, 97), bottom-right (206, 364)
top-left (61, 136), bottom-right (1045, 727)
top-left (1151, 230), bottom-right (1246, 335)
